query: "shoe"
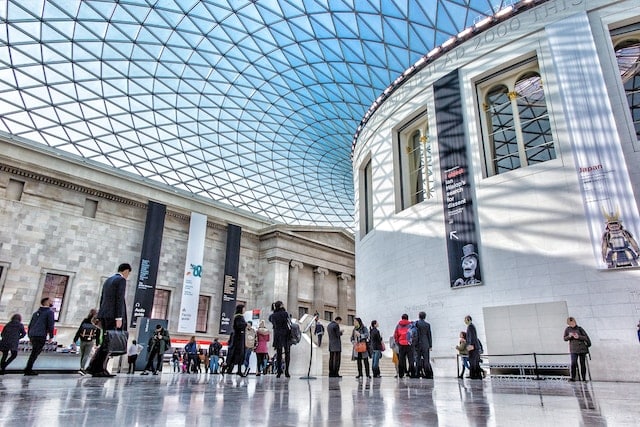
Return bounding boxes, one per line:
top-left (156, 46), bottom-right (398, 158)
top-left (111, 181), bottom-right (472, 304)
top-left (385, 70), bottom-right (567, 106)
top-left (78, 370), bottom-right (86, 376)
top-left (276, 373), bottom-right (281, 378)
top-left (367, 376), bottom-right (372, 379)
top-left (355, 375), bottom-right (362, 379)
top-left (152, 371), bottom-right (159, 375)
top-left (24, 371), bottom-right (38, 376)
top-left (285, 373), bottom-right (290, 378)
top-left (255, 373), bottom-right (261, 377)
top-left (140, 371), bottom-right (149, 376)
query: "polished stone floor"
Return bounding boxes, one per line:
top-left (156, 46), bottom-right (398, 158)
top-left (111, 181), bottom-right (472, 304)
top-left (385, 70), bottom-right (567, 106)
top-left (0, 372), bottom-right (637, 426)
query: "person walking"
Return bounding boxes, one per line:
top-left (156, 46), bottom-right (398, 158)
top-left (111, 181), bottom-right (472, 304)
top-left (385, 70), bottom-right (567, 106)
top-left (184, 336), bottom-right (199, 374)
top-left (72, 308), bottom-right (98, 374)
top-left (127, 339), bottom-right (143, 374)
top-left (351, 317), bottom-right (371, 379)
top-left (141, 324), bottom-right (170, 375)
top-left (0, 314), bottom-right (26, 374)
top-left (456, 331), bottom-right (470, 378)
top-left (226, 304), bottom-right (247, 376)
top-left (393, 313), bottom-right (415, 378)
top-left (208, 338), bottom-right (222, 374)
top-left (464, 315), bottom-right (482, 379)
top-left (313, 313), bottom-right (325, 347)
top-left (369, 320), bottom-right (383, 378)
top-left (564, 317), bottom-right (591, 382)
top-left (243, 320), bottom-right (257, 375)
top-left (24, 297), bottom-right (55, 376)
top-left (269, 301), bottom-right (291, 378)
top-left (255, 320), bottom-right (270, 376)
top-left (87, 263), bottom-right (131, 377)
top-left (327, 316), bottom-right (343, 377)
top-left (415, 311), bottom-right (433, 378)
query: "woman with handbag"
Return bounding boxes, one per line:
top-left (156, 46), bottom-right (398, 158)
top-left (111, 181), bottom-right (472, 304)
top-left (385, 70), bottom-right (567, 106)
top-left (351, 317), bottom-right (371, 379)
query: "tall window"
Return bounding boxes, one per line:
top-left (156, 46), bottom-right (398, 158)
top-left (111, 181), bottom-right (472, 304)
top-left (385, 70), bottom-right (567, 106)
top-left (362, 159), bottom-right (373, 235)
top-left (151, 289), bottom-right (170, 319)
top-left (397, 115), bottom-right (433, 210)
top-left (298, 306), bottom-right (309, 319)
top-left (41, 272), bottom-right (69, 321)
top-left (196, 295), bottom-right (210, 333)
top-left (479, 60), bottom-right (555, 176)
top-left (614, 36), bottom-right (640, 140)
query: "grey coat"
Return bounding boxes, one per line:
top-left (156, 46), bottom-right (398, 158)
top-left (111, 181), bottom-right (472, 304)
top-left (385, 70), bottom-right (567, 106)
top-left (327, 320), bottom-right (342, 352)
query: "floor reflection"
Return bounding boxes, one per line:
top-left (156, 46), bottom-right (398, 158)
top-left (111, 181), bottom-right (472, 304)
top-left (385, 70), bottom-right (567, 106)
top-left (0, 374), bottom-right (638, 426)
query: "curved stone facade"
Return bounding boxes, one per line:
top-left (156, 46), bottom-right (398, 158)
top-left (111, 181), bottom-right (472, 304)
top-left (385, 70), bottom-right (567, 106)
top-left (353, 0), bottom-right (640, 381)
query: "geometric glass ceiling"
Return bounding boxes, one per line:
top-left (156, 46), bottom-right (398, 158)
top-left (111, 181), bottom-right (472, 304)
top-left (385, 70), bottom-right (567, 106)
top-left (0, 0), bottom-right (508, 229)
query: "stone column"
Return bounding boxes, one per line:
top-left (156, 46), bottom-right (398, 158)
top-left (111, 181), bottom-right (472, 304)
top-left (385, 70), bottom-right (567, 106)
top-left (337, 273), bottom-right (351, 322)
top-left (266, 257), bottom-right (291, 312)
top-left (313, 267), bottom-right (329, 315)
top-left (287, 260), bottom-right (303, 318)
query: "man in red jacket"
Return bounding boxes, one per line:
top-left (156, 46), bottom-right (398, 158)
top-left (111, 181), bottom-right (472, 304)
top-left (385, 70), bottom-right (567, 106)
top-left (393, 314), bottom-right (415, 378)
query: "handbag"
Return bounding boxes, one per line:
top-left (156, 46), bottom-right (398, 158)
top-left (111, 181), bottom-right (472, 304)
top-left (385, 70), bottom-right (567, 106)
top-left (354, 341), bottom-right (367, 353)
top-left (106, 329), bottom-right (129, 355)
top-left (381, 342), bottom-right (386, 352)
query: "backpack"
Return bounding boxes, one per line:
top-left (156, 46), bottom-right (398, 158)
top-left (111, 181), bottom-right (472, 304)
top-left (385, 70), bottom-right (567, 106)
top-left (289, 322), bottom-right (301, 345)
top-left (79, 323), bottom-right (97, 342)
top-left (406, 322), bottom-right (418, 345)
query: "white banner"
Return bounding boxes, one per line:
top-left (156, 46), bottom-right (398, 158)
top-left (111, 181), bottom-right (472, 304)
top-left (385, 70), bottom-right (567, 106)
top-left (547, 13), bottom-right (640, 269)
top-left (177, 212), bottom-right (207, 333)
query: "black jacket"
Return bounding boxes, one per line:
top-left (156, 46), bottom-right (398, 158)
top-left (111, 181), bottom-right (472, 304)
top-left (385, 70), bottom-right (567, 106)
top-left (0, 319), bottom-right (26, 351)
top-left (28, 307), bottom-right (55, 339)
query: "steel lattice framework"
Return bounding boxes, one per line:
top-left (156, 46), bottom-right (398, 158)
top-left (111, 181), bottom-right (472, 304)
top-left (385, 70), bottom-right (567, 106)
top-left (0, 0), bottom-right (511, 228)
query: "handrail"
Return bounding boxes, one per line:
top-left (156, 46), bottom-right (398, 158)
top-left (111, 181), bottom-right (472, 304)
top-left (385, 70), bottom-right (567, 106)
top-left (456, 351), bottom-right (591, 381)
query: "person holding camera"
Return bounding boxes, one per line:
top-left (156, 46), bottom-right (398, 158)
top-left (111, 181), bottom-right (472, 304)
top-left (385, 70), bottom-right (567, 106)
top-left (140, 324), bottom-right (170, 375)
top-left (269, 301), bottom-right (291, 378)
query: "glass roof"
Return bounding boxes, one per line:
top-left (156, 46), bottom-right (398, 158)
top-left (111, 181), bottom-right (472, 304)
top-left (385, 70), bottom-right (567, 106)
top-left (0, 0), bottom-right (509, 229)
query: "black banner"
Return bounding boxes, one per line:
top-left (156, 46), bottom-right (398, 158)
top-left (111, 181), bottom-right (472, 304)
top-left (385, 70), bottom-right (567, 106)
top-left (219, 224), bottom-right (242, 334)
top-left (130, 201), bottom-right (166, 327)
top-left (434, 70), bottom-right (482, 289)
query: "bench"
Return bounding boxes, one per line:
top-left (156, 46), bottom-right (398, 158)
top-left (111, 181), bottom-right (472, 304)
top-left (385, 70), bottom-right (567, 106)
top-left (488, 362), bottom-right (570, 380)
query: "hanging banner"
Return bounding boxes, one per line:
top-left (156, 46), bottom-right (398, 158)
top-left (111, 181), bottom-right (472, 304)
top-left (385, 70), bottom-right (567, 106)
top-left (434, 70), bottom-right (483, 288)
top-left (177, 212), bottom-right (208, 333)
top-left (547, 14), bottom-right (640, 269)
top-left (130, 201), bottom-right (166, 327)
top-left (219, 224), bottom-right (242, 334)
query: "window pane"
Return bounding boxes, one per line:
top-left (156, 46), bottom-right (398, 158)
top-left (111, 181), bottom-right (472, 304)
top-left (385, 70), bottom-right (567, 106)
top-left (515, 72), bottom-right (556, 165)
top-left (42, 273), bottom-right (69, 321)
top-left (151, 289), bottom-right (170, 319)
top-left (486, 85), bottom-right (518, 174)
top-left (615, 38), bottom-right (640, 140)
top-left (196, 295), bottom-right (210, 333)
top-left (408, 130), bottom-right (424, 205)
top-left (363, 159), bottom-right (373, 233)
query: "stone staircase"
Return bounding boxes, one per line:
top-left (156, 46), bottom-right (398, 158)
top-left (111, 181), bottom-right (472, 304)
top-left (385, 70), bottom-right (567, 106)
top-left (313, 320), bottom-right (397, 378)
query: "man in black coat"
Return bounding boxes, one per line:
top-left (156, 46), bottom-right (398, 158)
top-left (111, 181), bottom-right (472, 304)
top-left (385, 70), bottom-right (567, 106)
top-left (465, 315), bottom-right (482, 379)
top-left (87, 262), bottom-right (131, 377)
top-left (268, 301), bottom-right (291, 378)
top-left (415, 311), bottom-right (433, 378)
top-left (327, 316), bottom-right (343, 377)
top-left (24, 298), bottom-right (55, 375)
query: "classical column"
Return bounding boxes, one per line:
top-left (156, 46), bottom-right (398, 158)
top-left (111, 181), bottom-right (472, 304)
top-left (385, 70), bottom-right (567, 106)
top-left (337, 273), bottom-right (351, 322)
top-left (313, 267), bottom-right (329, 315)
top-left (266, 257), bottom-right (291, 312)
top-left (287, 260), bottom-right (303, 317)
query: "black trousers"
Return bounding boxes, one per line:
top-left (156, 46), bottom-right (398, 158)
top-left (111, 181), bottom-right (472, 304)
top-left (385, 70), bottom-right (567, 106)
top-left (87, 318), bottom-right (118, 374)
top-left (275, 345), bottom-right (290, 375)
top-left (1, 349), bottom-right (18, 370)
top-left (468, 349), bottom-right (482, 379)
top-left (398, 344), bottom-right (415, 378)
top-left (329, 351), bottom-right (341, 377)
top-left (25, 337), bottom-right (46, 372)
top-left (570, 352), bottom-right (587, 380)
top-left (144, 348), bottom-right (162, 373)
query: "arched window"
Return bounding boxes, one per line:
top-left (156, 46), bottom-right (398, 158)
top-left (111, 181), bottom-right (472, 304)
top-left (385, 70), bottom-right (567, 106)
top-left (480, 61), bottom-right (556, 176)
top-left (395, 112), bottom-right (433, 211)
top-left (615, 38), bottom-right (640, 141)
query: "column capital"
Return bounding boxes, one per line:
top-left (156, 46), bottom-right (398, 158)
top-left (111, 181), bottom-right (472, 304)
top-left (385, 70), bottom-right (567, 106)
top-left (290, 260), bottom-right (304, 269)
top-left (338, 273), bottom-right (351, 281)
top-left (314, 267), bottom-right (329, 276)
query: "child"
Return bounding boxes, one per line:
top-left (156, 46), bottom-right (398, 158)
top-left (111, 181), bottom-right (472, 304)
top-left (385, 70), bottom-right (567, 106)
top-left (0, 314), bottom-right (26, 373)
top-left (456, 331), bottom-right (470, 379)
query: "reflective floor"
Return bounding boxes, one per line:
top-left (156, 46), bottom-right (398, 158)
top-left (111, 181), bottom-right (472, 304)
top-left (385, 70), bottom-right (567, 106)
top-left (0, 372), bottom-right (637, 426)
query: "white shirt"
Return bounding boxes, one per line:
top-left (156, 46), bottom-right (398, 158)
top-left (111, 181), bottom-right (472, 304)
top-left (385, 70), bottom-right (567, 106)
top-left (127, 343), bottom-right (143, 356)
